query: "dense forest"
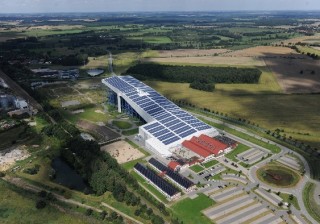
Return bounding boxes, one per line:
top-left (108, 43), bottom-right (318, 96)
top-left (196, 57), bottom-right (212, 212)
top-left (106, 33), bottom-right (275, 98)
top-left (58, 136), bottom-right (167, 224)
top-left (125, 63), bottom-right (262, 84)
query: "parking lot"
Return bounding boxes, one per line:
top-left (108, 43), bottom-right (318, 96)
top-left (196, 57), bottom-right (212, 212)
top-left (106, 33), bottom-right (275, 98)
top-left (203, 186), bottom-right (285, 224)
top-left (237, 148), bottom-right (269, 165)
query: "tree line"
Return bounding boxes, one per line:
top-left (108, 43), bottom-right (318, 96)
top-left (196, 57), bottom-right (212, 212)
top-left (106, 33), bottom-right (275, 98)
top-left (125, 63), bottom-right (261, 84)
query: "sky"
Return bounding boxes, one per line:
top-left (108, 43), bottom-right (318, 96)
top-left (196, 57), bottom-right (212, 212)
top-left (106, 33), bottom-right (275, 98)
top-left (0, 0), bottom-right (319, 13)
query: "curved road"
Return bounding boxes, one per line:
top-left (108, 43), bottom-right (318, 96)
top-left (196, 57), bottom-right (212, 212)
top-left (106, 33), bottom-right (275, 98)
top-left (192, 112), bottom-right (319, 224)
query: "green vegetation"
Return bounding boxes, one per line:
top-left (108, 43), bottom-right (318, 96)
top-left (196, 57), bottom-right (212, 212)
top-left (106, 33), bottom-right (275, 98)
top-left (0, 179), bottom-right (88, 224)
top-left (225, 143), bottom-right (251, 162)
top-left (303, 182), bottom-right (320, 223)
top-left (122, 128), bottom-right (139, 136)
top-left (295, 45), bottom-right (320, 59)
top-left (202, 160), bottom-right (219, 168)
top-left (171, 193), bottom-right (215, 224)
top-left (256, 164), bottom-right (300, 187)
top-left (0, 124), bottom-right (34, 151)
top-left (190, 79), bottom-right (215, 92)
top-left (112, 120), bottom-right (133, 129)
top-left (278, 192), bottom-right (300, 210)
top-left (189, 165), bottom-right (204, 173)
top-left (127, 63), bottom-right (262, 84)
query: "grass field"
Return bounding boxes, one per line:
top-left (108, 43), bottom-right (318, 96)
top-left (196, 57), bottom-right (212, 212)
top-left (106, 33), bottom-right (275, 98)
top-left (112, 120), bottom-right (133, 129)
top-left (0, 179), bottom-right (88, 224)
top-left (189, 165), bottom-right (204, 173)
top-left (278, 192), bottom-right (300, 211)
top-left (122, 128), bottom-right (139, 136)
top-left (202, 160), bottom-right (219, 168)
top-left (171, 193), bottom-right (215, 224)
top-left (225, 143), bottom-right (251, 162)
top-left (296, 45), bottom-right (320, 56)
top-left (303, 182), bottom-right (320, 223)
top-left (146, 80), bottom-right (320, 149)
top-left (256, 164), bottom-right (301, 188)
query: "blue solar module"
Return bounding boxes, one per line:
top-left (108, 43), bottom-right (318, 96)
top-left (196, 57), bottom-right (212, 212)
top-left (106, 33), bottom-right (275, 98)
top-left (153, 129), bottom-right (170, 138)
top-left (148, 159), bottom-right (194, 189)
top-left (174, 125), bottom-right (191, 134)
top-left (158, 133), bottom-right (175, 141)
top-left (196, 125), bottom-right (211, 131)
top-left (161, 116), bottom-right (175, 124)
top-left (165, 119), bottom-right (180, 127)
top-left (144, 122), bottom-right (160, 130)
top-left (134, 163), bottom-right (179, 197)
top-left (104, 75), bottom-right (216, 147)
top-left (163, 136), bottom-right (180, 145)
top-left (179, 129), bottom-right (197, 138)
top-left (149, 126), bottom-right (163, 134)
top-left (170, 123), bottom-right (183, 131)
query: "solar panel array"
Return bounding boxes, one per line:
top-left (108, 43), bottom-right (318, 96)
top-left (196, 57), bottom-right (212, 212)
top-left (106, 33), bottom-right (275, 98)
top-left (134, 163), bottom-right (179, 197)
top-left (149, 158), bottom-right (194, 189)
top-left (104, 76), bottom-right (212, 145)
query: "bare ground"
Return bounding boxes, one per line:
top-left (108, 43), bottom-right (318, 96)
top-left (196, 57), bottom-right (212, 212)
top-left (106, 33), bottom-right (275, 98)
top-left (0, 145), bottom-right (30, 171)
top-left (101, 140), bottom-right (144, 164)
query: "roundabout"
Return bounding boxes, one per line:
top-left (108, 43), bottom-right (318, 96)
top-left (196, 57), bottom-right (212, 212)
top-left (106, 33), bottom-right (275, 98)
top-left (256, 163), bottom-right (301, 188)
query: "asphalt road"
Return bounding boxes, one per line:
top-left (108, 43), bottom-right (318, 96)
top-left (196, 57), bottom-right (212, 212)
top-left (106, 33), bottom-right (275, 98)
top-left (191, 112), bottom-right (320, 224)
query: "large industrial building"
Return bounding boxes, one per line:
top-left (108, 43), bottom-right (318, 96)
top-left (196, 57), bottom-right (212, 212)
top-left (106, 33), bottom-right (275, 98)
top-left (102, 75), bottom-right (219, 157)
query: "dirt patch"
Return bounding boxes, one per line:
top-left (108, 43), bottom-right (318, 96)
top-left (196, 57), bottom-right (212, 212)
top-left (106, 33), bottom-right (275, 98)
top-left (101, 141), bottom-right (144, 164)
top-left (0, 146), bottom-right (30, 171)
top-left (143, 56), bottom-right (265, 66)
top-left (157, 49), bottom-right (229, 57)
top-left (265, 58), bottom-right (320, 93)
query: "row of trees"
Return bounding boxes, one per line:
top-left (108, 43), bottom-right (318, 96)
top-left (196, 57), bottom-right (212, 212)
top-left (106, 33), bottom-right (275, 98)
top-left (189, 79), bottom-right (215, 92)
top-left (126, 63), bottom-right (261, 84)
top-left (59, 136), bottom-right (166, 224)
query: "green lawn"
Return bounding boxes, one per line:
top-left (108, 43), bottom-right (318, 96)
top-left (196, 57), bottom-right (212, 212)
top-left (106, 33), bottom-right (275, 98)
top-left (0, 179), bottom-right (88, 224)
top-left (256, 164), bottom-right (301, 188)
top-left (112, 120), bottom-right (132, 129)
top-left (145, 79), bottom-right (320, 150)
top-left (202, 160), bottom-right (219, 168)
top-left (122, 128), bottom-right (139, 136)
top-left (171, 193), bottom-right (215, 224)
top-left (296, 45), bottom-right (320, 56)
top-left (278, 192), bottom-right (300, 211)
top-left (225, 143), bottom-right (251, 162)
top-left (303, 182), bottom-right (320, 223)
top-left (189, 165), bottom-right (204, 173)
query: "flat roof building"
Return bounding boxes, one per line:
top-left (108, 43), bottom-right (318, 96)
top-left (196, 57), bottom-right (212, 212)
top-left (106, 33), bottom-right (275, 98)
top-left (102, 76), bottom-right (218, 157)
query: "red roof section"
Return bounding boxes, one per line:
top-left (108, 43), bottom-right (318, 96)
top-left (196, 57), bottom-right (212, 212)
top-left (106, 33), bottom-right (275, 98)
top-left (168, 161), bottom-right (181, 170)
top-left (182, 135), bottom-right (229, 158)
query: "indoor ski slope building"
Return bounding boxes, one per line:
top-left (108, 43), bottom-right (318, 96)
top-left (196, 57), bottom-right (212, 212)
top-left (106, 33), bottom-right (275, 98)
top-left (102, 75), bottom-right (219, 157)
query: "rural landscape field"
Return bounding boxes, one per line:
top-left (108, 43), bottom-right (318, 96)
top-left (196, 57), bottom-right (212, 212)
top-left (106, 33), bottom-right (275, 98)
top-left (0, 4), bottom-right (320, 224)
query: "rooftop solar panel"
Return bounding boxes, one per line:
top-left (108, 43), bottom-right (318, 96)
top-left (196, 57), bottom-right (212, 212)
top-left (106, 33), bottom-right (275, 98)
top-left (104, 75), bottom-right (215, 147)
